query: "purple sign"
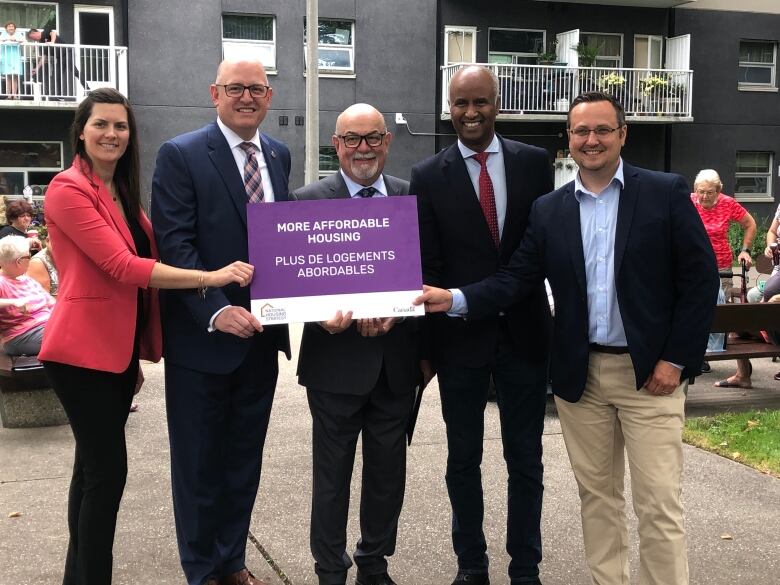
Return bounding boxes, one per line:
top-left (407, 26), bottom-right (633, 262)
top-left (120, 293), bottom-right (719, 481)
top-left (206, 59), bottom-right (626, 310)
top-left (248, 197), bottom-right (423, 322)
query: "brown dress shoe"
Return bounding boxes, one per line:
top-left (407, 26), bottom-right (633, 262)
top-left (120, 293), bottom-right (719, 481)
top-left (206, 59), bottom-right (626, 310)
top-left (204, 579), bottom-right (219, 585)
top-left (220, 568), bottom-right (269, 585)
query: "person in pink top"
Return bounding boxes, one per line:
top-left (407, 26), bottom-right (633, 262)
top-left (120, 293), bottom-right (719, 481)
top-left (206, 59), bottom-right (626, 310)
top-left (0, 234), bottom-right (54, 355)
top-left (691, 169), bottom-right (756, 388)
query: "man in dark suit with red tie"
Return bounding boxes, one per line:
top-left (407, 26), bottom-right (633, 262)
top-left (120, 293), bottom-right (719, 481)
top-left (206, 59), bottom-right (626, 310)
top-left (409, 65), bottom-right (553, 585)
top-left (151, 59), bottom-right (290, 585)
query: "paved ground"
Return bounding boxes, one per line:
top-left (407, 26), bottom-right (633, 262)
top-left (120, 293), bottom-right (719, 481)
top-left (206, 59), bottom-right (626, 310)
top-left (1, 325), bottom-right (779, 584)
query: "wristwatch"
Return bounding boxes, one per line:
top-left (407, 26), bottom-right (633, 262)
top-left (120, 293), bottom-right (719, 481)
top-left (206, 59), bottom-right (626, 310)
top-left (740, 246), bottom-right (750, 253)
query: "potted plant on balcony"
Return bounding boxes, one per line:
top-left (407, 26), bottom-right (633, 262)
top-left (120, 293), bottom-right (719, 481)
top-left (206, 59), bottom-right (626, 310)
top-left (639, 74), bottom-right (669, 114)
top-left (598, 71), bottom-right (626, 103)
top-left (573, 42), bottom-right (600, 91)
top-left (537, 40), bottom-right (558, 65)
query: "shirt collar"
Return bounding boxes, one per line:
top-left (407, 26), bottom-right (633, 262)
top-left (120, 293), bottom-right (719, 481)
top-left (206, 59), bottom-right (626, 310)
top-left (574, 157), bottom-right (625, 201)
top-left (457, 134), bottom-right (501, 160)
top-left (216, 117), bottom-right (261, 151)
top-left (339, 170), bottom-right (387, 197)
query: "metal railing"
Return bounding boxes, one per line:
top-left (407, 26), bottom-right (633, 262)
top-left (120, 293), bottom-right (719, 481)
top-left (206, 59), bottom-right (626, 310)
top-left (0, 42), bottom-right (128, 103)
top-left (442, 63), bottom-right (693, 119)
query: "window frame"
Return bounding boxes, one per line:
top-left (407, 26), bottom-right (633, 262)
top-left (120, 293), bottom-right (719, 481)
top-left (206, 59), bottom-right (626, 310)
top-left (318, 145), bottom-right (339, 178)
top-left (304, 19), bottom-right (355, 75)
top-left (221, 13), bottom-right (276, 73)
top-left (443, 25), bottom-right (477, 66)
top-left (738, 40), bottom-right (777, 90)
top-left (488, 27), bottom-right (545, 66)
top-left (580, 32), bottom-right (623, 68)
top-left (734, 151), bottom-right (774, 202)
top-left (0, 140), bottom-right (64, 202)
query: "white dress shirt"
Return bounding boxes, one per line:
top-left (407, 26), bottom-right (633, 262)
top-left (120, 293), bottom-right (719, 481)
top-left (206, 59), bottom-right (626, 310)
top-left (216, 116), bottom-right (276, 202)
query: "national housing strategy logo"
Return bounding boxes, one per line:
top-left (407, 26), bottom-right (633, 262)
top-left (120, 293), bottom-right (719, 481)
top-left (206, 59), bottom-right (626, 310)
top-left (260, 303), bottom-right (287, 322)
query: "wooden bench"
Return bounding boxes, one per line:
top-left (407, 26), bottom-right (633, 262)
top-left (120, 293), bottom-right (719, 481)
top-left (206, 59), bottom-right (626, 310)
top-left (0, 351), bottom-right (67, 428)
top-left (705, 303), bottom-right (780, 361)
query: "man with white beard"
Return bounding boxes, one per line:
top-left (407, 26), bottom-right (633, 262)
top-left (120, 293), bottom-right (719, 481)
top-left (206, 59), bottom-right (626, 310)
top-left (290, 103), bottom-right (424, 585)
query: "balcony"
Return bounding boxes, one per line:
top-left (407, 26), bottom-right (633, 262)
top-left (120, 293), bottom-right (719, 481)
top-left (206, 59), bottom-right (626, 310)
top-left (441, 63), bottom-right (693, 123)
top-left (0, 43), bottom-right (128, 109)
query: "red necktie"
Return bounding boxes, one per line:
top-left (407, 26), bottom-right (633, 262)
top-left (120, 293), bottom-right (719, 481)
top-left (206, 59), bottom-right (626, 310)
top-left (473, 151), bottom-right (499, 248)
top-left (239, 142), bottom-right (264, 203)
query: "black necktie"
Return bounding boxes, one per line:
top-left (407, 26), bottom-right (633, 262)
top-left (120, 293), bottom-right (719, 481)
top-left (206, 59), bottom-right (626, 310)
top-left (357, 186), bottom-right (377, 198)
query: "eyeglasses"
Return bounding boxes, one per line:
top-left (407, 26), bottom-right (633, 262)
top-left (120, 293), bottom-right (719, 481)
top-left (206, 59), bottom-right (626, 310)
top-left (215, 84), bottom-right (271, 98)
top-left (695, 189), bottom-right (718, 196)
top-left (15, 255), bottom-right (31, 263)
top-left (336, 133), bottom-right (387, 148)
top-left (568, 126), bottom-right (623, 138)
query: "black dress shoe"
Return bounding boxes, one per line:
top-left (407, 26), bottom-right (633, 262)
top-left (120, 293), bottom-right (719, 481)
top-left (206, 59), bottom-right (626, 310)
top-left (451, 573), bottom-right (490, 585)
top-left (355, 571), bottom-right (397, 585)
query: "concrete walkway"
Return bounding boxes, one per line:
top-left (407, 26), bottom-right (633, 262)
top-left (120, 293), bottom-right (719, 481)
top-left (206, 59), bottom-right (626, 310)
top-left (1, 325), bottom-right (779, 584)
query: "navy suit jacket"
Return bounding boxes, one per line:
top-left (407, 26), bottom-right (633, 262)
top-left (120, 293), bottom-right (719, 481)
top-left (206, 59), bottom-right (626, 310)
top-left (290, 172), bottom-right (420, 395)
top-left (462, 163), bottom-right (719, 403)
top-left (151, 121), bottom-right (291, 374)
top-left (411, 136), bottom-right (554, 367)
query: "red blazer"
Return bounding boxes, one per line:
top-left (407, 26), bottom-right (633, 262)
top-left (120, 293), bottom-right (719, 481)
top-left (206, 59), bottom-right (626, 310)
top-left (39, 158), bottom-right (162, 373)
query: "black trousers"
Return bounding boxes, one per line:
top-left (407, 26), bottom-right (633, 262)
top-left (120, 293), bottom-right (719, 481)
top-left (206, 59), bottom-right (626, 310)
top-left (44, 355), bottom-right (138, 585)
top-left (306, 368), bottom-right (415, 585)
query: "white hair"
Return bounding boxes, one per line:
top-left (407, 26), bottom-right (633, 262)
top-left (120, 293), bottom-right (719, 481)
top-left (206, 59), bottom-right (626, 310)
top-left (694, 169), bottom-right (723, 191)
top-left (0, 235), bottom-right (30, 264)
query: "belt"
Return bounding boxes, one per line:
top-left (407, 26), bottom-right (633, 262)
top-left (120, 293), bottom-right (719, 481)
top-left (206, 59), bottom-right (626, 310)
top-left (589, 343), bottom-right (629, 355)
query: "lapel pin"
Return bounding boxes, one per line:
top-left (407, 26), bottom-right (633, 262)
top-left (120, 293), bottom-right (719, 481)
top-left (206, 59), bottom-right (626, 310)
top-left (270, 149), bottom-right (277, 159)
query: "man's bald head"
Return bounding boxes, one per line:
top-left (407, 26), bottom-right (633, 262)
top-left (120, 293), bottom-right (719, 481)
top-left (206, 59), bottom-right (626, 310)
top-left (332, 103), bottom-right (393, 186)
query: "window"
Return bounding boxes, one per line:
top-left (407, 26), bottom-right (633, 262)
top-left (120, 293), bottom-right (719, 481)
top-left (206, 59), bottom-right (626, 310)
top-left (488, 28), bottom-right (544, 65)
top-left (0, 1), bottom-right (57, 33)
top-left (222, 14), bottom-right (276, 71)
top-left (739, 40), bottom-right (776, 88)
top-left (735, 151), bottom-right (774, 200)
top-left (580, 33), bottom-right (622, 67)
top-left (304, 19), bottom-right (354, 74)
top-left (444, 26), bottom-right (476, 66)
top-left (634, 35), bottom-right (662, 70)
top-left (0, 141), bottom-right (63, 201)
top-left (319, 146), bottom-right (339, 179)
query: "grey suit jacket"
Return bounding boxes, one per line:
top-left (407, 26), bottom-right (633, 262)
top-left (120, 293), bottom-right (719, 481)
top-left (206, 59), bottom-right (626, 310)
top-left (290, 172), bottom-right (420, 395)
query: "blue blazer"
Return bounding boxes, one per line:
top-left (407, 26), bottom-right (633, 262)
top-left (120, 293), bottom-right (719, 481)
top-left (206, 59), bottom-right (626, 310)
top-left (151, 121), bottom-right (291, 374)
top-left (462, 163), bottom-right (719, 403)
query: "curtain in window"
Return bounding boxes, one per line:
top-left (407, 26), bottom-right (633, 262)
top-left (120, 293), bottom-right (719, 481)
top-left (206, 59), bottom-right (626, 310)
top-left (0, 2), bottom-right (56, 30)
top-left (223, 14), bottom-right (273, 41)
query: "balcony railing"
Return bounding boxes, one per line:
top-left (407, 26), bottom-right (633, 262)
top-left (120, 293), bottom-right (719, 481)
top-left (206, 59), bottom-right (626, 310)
top-left (0, 42), bottom-right (128, 106)
top-left (442, 63), bottom-right (693, 121)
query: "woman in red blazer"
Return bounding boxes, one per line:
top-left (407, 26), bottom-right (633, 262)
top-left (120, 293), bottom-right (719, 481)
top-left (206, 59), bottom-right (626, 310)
top-left (40, 88), bottom-right (254, 585)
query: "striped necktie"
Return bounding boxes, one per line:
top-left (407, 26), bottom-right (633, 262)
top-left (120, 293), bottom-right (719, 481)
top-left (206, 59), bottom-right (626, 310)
top-left (238, 142), bottom-right (264, 203)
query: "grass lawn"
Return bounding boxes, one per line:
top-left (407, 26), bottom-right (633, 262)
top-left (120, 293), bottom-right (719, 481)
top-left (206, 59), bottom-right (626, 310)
top-left (683, 409), bottom-right (780, 478)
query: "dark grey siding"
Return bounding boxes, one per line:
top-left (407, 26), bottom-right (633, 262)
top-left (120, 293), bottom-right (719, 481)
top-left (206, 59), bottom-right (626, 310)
top-left (129, 0), bottom-right (438, 198)
top-left (671, 8), bottom-right (780, 216)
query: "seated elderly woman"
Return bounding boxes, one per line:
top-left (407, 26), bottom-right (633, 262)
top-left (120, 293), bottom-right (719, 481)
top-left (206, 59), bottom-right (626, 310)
top-left (0, 200), bottom-right (35, 238)
top-left (0, 235), bottom-right (54, 356)
top-left (28, 230), bottom-right (58, 296)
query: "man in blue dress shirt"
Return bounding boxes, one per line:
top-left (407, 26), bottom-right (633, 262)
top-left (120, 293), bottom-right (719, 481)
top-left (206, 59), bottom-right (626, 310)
top-left (416, 92), bottom-right (719, 585)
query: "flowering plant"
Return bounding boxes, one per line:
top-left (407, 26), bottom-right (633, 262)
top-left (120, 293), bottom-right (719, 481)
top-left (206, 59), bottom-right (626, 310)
top-left (639, 74), bottom-right (669, 95)
top-left (598, 72), bottom-right (626, 89)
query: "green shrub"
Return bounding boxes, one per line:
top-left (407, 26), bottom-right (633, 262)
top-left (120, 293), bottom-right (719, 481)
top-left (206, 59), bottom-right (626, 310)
top-left (728, 214), bottom-right (771, 261)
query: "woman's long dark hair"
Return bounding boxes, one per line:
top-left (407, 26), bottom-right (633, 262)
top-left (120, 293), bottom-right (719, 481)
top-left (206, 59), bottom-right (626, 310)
top-left (71, 88), bottom-right (141, 220)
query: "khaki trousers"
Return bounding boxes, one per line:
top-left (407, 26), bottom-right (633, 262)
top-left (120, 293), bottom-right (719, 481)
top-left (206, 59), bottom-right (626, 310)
top-left (554, 352), bottom-right (688, 585)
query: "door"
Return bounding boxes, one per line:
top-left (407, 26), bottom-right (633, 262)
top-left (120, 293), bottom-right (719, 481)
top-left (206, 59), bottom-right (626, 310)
top-left (74, 5), bottom-right (114, 90)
